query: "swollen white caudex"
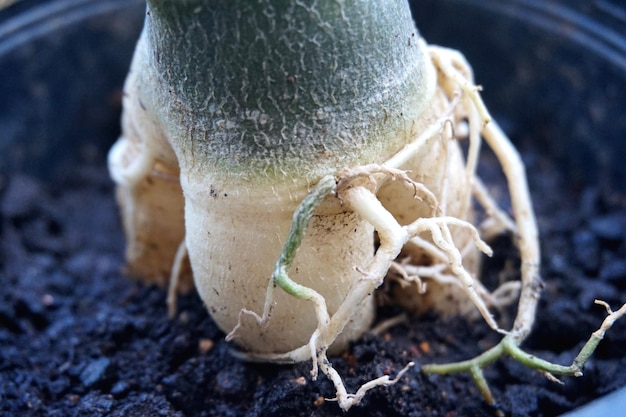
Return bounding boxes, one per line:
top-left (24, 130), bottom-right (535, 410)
top-left (108, 0), bottom-right (625, 411)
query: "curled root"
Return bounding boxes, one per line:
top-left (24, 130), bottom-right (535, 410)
top-left (226, 46), bottom-right (543, 410)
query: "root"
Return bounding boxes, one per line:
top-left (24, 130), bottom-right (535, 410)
top-left (324, 361), bottom-right (415, 408)
top-left (429, 46), bottom-right (541, 342)
top-left (418, 46), bottom-right (626, 413)
top-left (228, 167), bottom-right (498, 410)
top-left (368, 314), bottom-right (408, 336)
top-left (336, 164), bottom-right (440, 215)
top-left (226, 45), bottom-right (538, 409)
top-left (225, 175), bottom-right (337, 371)
top-left (392, 261), bottom-right (519, 314)
top-left (108, 136), bottom-right (155, 188)
top-left (227, 45), bottom-right (606, 412)
top-left (423, 301), bottom-right (626, 410)
top-left (472, 177), bottom-right (517, 237)
top-left (167, 239), bottom-right (188, 318)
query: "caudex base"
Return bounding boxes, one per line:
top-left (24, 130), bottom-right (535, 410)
top-left (220, 48), bottom-right (625, 411)
top-left (110, 6), bottom-right (626, 409)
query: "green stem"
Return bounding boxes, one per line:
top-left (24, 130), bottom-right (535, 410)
top-left (422, 302), bottom-right (626, 408)
top-left (470, 363), bottom-right (496, 407)
top-left (272, 175), bottom-right (336, 299)
top-left (142, 0), bottom-right (435, 181)
top-left (422, 342), bottom-right (504, 375)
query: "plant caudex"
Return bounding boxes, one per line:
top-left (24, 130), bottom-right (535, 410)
top-left (108, 0), bottom-right (626, 411)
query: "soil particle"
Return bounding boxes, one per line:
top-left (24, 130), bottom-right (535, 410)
top-left (1, 151), bottom-right (625, 416)
top-left (79, 357), bottom-right (112, 389)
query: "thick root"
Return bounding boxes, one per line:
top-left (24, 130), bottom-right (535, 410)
top-left (108, 48), bottom-right (194, 293)
top-left (229, 166), bottom-right (499, 410)
top-left (113, 33), bottom-right (543, 409)
top-left (228, 46), bottom-right (542, 410)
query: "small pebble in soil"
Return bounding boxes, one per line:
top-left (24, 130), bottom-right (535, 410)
top-left (80, 357), bottom-right (112, 388)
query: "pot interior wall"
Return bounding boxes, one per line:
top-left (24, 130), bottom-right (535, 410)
top-left (0, 0), bottom-right (144, 180)
top-left (1, 0), bottom-right (624, 190)
top-left (411, 0), bottom-right (626, 192)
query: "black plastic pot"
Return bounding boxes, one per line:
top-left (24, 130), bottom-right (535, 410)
top-left (1, 0), bottom-right (624, 415)
top-left (0, 0), bottom-right (144, 180)
top-left (412, 0), bottom-right (626, 194)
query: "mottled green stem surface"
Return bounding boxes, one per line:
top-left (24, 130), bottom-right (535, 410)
top-left (142, 0), bottom-right (433, 181)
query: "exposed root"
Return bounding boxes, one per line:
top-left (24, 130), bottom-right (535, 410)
top-left (227, 46), bottom-right (547, 410)
top-left (419, 47), bottom-right (626, 412)
top-left (228, 168), bottom-right (500, 410)
top-left (473, 177), bottom-right (517, 237)
top-left (392, 260), bottom-right (519, 314)
top-left (430, 46), bottom-right (541, 341)
top-left (108, 135), bottom-right (155, 188)
top-left (389, 260), bottom-right (430, 292)
top-left (325, 361), bottom-right (415, 410)
top-left (167, 240), bottom-right (188, 318)
top-left (423, 301), bottom-right (626, 408)
top-left (368, 314), bottom-right (408, 337)
top-left (336, 164), bottom-right (440, 215)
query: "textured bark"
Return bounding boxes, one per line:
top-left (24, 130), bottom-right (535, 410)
top-left (143, 0), bottom-right (434, 181)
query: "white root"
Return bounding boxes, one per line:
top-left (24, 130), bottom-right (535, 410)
top-left (324, 361), bottom-right (415, 409)
top-left (473, 177), bottom-right (518, 237)
top-left (231, 176), bottom-right (499, 409)
top-left (482, 121), bottom-right (541, 340)
top-left (108, 51), bottom-right (192, 292)
top-left (167, 240), bottom-right (188, 318)
top-left (226, 46), bottom-right (540, 410)
top-left (430, 46), bottom-right (540, 340)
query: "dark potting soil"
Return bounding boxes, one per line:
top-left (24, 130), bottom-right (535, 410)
top-left (1, 146), bottom-right (625, 417)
